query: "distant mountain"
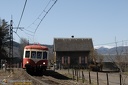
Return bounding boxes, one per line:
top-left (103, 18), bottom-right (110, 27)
top-left (95, 45), bottom-right (114, 49)
top-left (95, 47), bottom-right (109, 55)
top-left (13, 41), bottom-right (20, 48)
top-left (96, 46), bottom-right (128, 55)
top-left (13, 42), bottom-right (53, 58)
top-left (13, 41), bottom-right (128, 56)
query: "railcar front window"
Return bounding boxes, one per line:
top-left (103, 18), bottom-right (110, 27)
top-left (25, 51), bottom-right (30, 58)
top-left (37, 52), bottom-right (42, 59)
top-left (31, 51), bottom-right (36, 58)
top-left (43, 52), bottom-right (47, 59)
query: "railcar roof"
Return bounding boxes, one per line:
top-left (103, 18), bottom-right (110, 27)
top-left (24, 44), bottom-right (48, 50)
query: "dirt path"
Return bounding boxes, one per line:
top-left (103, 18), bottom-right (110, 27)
top-left (1, 68), bottom-right (127, 85)
top-left (83, 71), bottom-right (128, 85)
top-left (56, 69), bottom-right (128, 85)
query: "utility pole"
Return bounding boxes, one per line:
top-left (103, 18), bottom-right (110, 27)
top-left (9, 19), bottom-right (23, 69)
top-left (9, 19), bottom-right (13, 69)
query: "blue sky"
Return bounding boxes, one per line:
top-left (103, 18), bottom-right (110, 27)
top-left (0, 0), bottom-right (128, 46)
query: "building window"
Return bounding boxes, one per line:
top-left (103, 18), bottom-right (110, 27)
top-left (62, 57), bottom-right (64, 64)
top-left (64, 56), bottom-right (68, 64)
top-left (81, 56), bottom-right (85, 64)
top-left (68, 56), bottom-right (70, 64)
top-left (85, 56), bottom-right (87, 64)
top-left (79, 56), bottom-right (81, 64)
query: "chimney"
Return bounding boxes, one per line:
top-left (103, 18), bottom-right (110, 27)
top-left (71, 35), bottom-right (74, 38)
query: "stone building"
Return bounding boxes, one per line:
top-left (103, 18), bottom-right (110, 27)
top-left (53, 38), bottom-right (94, 69)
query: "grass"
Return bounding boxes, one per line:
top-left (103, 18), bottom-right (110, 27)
top-left (124, 72), bottom-right (128, 75)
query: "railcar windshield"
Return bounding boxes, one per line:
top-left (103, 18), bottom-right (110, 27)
top-left (37, 52), bottom-right (42, 59)
top-left (31, 51), bottom-right (36, 58)
top-left (25, 51), bottom-right (30, 58)
top-left (43, 52), bottom-right (47, 59)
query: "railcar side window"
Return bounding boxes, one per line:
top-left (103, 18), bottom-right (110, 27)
top-left (43, 52), bottom-right (47, 59)
top-left (25, 51), bottom-right (30, 58)
top-left (37, 52), bottom-right (42, 59)
top-left (31, 51), bottom-right (36, 58)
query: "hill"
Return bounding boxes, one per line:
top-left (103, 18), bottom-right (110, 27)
top-left (13, 41), bottom-right (128, 57)
top-left (13, 41), bottom-right (53, 58)
top-left (96, 46), bottom-right (128, 55)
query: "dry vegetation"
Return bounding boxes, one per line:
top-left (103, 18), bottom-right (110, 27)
top-left (0, 68), bottom-right (32, 85)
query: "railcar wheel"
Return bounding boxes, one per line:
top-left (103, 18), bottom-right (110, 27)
top-left (25, 64), bottom-right (34, 75)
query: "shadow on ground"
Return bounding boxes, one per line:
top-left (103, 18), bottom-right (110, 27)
top-left (28, 69), bottom-right (71, 80)
top-left (98, 70), bottom-right (120, 73)
top-left (43, 70), bottom-right (71, 80)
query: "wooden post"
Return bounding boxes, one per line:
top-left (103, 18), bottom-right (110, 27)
top-left (79, 67), bottom-right (80, 78)
top-left (72, 69), bottom-right (75, 80)
top-left (120, 73), bottom-right (122, 85)
top-left (82, 71), bottom-right (84, 83)
top-left (68, 56), bottom-right (70, 73)
top-left (77, 70), bottom-right (78, 81)
top-left (106, 73), bottom-right (109, 85)
top-left (68, 65), bottom-right (69, 73)
top-left (97, 71), bottom-right (99, 85)
top-left (75, 69), bottom-right (76, 76)
top-left (89, 70), bottom-right (91, 84)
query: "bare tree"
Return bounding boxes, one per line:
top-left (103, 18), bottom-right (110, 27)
top-left (89, 49), bottom-right (104, 71)
top-left (19, 38), bottom-right (28, 62)
top-left (108, 39), bottom-right (128, 85)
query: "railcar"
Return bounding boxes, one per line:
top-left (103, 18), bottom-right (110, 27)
top-left (22, 44), bottom-right (49, 74)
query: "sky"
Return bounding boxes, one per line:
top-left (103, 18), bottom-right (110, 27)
top-left (0, 0), bottom-right (128, 47)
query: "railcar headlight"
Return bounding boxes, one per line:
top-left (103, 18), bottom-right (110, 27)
top-left (26, 61), bottom-right (29, 64)
top-left (43, 62), bottom-right (45, 65)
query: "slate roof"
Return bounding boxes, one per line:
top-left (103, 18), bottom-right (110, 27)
top-left (54, 38), bottom-right (94, 51)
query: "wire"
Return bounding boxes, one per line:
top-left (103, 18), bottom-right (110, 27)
top-left (14, 31), bottom-right (30, 44)
top-left (44, 0), bottom-right (52, 11)
top-left (16, 0), bottom-right (27, 33)
top-left (14, 0), bottom-right (58, 44)
top-left (13, 21), bottom-right (32, 42)
top-left (22, 30), bottom-right (34, 36)
top-left (94, 40), bottom-right (128, 46)
top-left (23, 28), bottom-right (34, 34)
top-left (22, 0), bottom-right (55, 39)
top-left (25, 0), bottom-right (51, 31)
top-left (34, 0), bottom-right (58, 34)
top-left (14, 31), bottom-right (22, 40)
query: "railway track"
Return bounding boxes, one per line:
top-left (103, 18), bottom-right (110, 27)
top-left (26, 70), bottom-right (86, 85)
top-left (34, 75), bottom-right (72, 85)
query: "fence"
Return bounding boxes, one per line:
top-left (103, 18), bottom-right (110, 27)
top-left (65, 68), bottom-right (128, 85)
